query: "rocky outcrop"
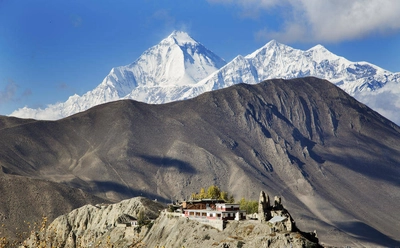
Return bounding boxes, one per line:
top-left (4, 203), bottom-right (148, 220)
top-left (258, 191), bottom-right (271, 222)
top-left (258, 192), bottom-right (297, 233)
top-left (141, 211), bottom-right (320, 248)
top-left (22, 197), bottom-right (165, 247)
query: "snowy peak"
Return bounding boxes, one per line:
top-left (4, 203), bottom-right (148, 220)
top-left (166, 30), bottom-right (198, 46)
top-left (9, 31), bottom-right (227, 120)
top-left (246, 39), bottom-right (289, 59)
top-left (306, 44), bottom-right (344, 63)
top-left (99, 30), bottom-right (226, 94)
top-left (126, 30), bottom-right (226, 87)
top-left (308, 44), bottom-right (327, 51)
top-left (165, 30), bottom-right (227, 71)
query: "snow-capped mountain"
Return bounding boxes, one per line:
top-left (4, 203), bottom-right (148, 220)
top-left (11, 31), bottom-right (226, 120)
top-left (184, 39), bottom-right (399, 96)
top-left (11, 31), bottom-right (400, 125)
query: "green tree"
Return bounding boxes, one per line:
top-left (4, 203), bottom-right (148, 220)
top-left (239, 197), bottom-right (258, 214)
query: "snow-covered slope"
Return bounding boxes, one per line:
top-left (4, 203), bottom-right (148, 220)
top-left (186, 40), bottom-right (398, 94)
top-left (11, 33), bottom-right (400, 125)
top-left (11, 31), bottom-right (226, 120)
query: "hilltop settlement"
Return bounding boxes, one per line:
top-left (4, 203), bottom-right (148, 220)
top-left (20, 191), bottom-right (320, 248)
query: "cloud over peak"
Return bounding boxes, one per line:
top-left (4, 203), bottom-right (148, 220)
top-left (209, 0), bottom-right (400, 43)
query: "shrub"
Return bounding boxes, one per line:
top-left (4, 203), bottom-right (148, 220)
top-left (137, 210), bottom-right (146, 226)
top-left (203, 234), bottom-right (211, 240)
top-left (237, 241), bottom-right (245, 248)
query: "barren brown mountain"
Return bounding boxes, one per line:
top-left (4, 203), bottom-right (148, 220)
top-left (0, 173), bottom-right (107, 241)
top-left (1, 77), bottom-right (399, 246)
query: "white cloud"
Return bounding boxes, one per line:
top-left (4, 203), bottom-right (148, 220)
top-left (11, 104), bottom-right (63, 120)
top-left (209, 0), bottom-right (400, 43)
top-left (354, 81), bottom-right (400, 125)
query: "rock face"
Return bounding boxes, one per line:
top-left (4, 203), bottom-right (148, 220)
top-left (257, 192), bottom-right (296, 233)
top-left (258, 191), bottom-right (270, 222)
top-left (1, 77), bottom-right (400, 246)
top-left (23, 197), bottom-right (320, 248)
top-left (23, 197), bottom-right (165, 247)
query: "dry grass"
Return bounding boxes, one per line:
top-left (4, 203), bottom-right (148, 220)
top-left (228, 236), bottom-right (244, 240)
top-left (244, 224), bottom-right (255, 235)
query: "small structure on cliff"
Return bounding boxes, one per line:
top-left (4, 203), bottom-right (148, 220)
top-left (116, 213), bottom-right (138, 227)
top-left (258, 191), bottom-right (296, 233)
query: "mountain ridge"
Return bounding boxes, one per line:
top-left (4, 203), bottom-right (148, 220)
top-left (10, 31), bottom-right (400, 125)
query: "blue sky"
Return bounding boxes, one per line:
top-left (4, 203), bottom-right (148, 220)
top-left (1, 0), bottom-right (400, 115)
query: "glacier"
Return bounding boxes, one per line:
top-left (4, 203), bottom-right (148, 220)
top-left (10, 31), bottom-right (400, 125)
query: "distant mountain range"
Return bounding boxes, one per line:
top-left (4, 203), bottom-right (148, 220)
top-left (10, 31), bottom-right (400, 125)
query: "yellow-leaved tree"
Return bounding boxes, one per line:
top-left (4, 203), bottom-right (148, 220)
top-left (191, 185), bottom-right (234, 202)
top-left (207, 185), bottom-right (221, 199)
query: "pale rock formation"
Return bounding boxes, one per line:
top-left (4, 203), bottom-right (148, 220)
top-left (258, 190), bottom-right (272, 222)
top-left (22, 197), bottom-right (165, 247)
top-left (258, 191), bottom-right (267, 222)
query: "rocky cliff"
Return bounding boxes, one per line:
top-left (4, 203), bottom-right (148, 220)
top-left (141, 212), bottom-right (319, 248)
top-left (22, 197), bottom-right (320, 248)
top-left (22, 197), bottom-right (165, 247)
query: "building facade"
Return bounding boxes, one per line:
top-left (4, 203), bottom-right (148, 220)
top-left (182, 199), bottom-right (246, 221)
